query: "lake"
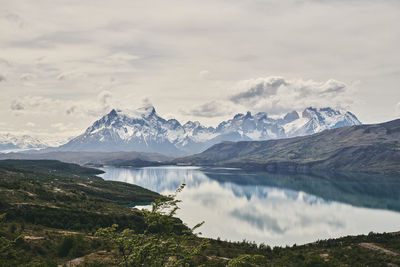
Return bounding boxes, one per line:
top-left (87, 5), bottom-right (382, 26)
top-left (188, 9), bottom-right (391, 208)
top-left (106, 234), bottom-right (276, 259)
top-left (99, 166), bottom-right (400, 246)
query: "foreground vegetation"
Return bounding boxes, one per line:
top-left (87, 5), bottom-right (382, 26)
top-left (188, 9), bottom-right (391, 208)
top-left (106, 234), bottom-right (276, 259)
top-left (0, 160), bottom-right (399, 266)
top-left (0, 160), bottom-right (159, 232)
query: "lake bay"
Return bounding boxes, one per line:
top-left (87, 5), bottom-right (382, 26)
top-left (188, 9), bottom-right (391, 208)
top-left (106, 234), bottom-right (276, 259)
top-left (99, 166), bottom-right (400, 246)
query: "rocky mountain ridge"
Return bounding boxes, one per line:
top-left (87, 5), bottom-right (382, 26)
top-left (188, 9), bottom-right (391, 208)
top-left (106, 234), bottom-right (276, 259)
top-left (57, 105), bottom-right (361, 154)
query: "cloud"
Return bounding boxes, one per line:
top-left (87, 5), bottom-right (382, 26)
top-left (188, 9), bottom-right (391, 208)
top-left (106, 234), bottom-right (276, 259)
top-left (141, 96), bottom-right (153, 108)
top-left (20, 73), bottom-right (37, 81)
top-left (181, 100), bottom-right (234, 118)
top-left (104, 52), bottom-right (140, 64)
top-left (8, 91), bottom-right (117, 121)
top-left (65, 91), bottom-right (115, 117)
top-left (396, 102), bottom-right (400, 116)
top-left (26, 122), bottom-right (35, 127)
top-left (228, 76), bottom-right (357, 115)
top-left (65, 90), bottom-right (116, 117)
top-left (0, 74), bottom-right (6, 82)
top-left (97, 90), bottom-right (112, 109)
top-left (0, 0), bottom-right (398, 133)
top-left (57, 71), bottom-right (87, 81)
top-left (230, 77), bottom-right (287, 104)
top-left (10, 100), bottom-right (24, 110)
top-left (51, 122), bottom-right (72, 131)
top-left (10, 96), bottom-right (63, 112)
top-left (0, 12), bottom-right (25, 29)
top-left (66, 105), bottom-right (77, 115)
top-left (230, 208), bottom-right (286, 233)
top-left (198, 70), bottom-right (210, 79)
top-left (0, 58), bottom-right (11, 67)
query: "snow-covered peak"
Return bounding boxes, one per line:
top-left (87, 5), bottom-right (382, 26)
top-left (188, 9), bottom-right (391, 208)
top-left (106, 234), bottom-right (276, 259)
top-left (283, 107), bottom-right (361, 136)
top-left (58, 106), bottom-right (361, 154)
top-left (283, 111), bottom-right (300, 123)
top-left (255, 112), bottom-right (268, 120)
top-left (183, 121), bottom-right (202, 130)
top-left (0, 133), bottom-right (49, 152)
top-left (301, 107), bottom-right (361, 127)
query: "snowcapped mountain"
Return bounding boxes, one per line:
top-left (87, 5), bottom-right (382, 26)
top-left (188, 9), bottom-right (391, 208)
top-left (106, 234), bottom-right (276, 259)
top-left (283, 107), bottom-right (361, 137)
top-left (0, 133), bottom-right (48, 152)
top-left (57, 106), bottom-right (361, 154)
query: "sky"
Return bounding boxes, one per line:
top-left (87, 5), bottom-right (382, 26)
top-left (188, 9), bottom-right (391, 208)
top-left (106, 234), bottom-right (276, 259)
top-left (1, 0), bottom-right (399, 140)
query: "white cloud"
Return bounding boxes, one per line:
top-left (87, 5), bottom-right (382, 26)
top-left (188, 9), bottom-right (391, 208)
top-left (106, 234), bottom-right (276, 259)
top-left (9, 93), bottom-right (116, 119)
top-left (181, 100), bottom-right (234, 118)
top-left (66, 105), bottom-right (77, 115)
top-left (51, 122), bottom-right (69, 131)
top-left (10, 96), bottom-right (62, 113)
top-left (20, 73), bottom-right (36, 81)
top-left (230, 77), bottom-right (287, 103)
top-left (57, 71), bottom-right (87, 81)
top-left (140, 96), bottom-right (153, 108)
top-left (0, 0), bottom-right (399, 135)
top-left (64, 90), bottom-right (117, 118)
top-left (97, 90), bottom-right (112, 110)
top-left (26, 122), bottom-right (35, 127)
top-left (182, 76), bottom-right (357, 118)
top-left (199, 70), bottom-right (210, 79)
top-left (10, 100), bottom-right (25, 110)
top-left (228, 76), bottom-right (357, 115)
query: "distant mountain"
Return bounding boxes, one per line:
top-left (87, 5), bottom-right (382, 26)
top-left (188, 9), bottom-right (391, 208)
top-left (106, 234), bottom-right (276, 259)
top-left (0, 133), bottom-right (48, 152)
top-left (175, 119), bottom-right (400, 174)
top-left (56, 105), bottom-right (361, 154)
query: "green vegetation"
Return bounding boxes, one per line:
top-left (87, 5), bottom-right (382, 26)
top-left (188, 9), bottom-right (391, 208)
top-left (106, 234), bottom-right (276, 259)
top-left (96, 185), bottom-right (209, 267)
top-left (0, 160), bottom-right (399, 266)
top-left (0, 159), bottom-right (160, 232)
top-left (0, 151), bottom-right (172, 167)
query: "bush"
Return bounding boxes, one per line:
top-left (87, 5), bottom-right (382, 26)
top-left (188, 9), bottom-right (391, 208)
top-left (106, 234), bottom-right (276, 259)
top-left (57, 235), bottom-right (86, 258)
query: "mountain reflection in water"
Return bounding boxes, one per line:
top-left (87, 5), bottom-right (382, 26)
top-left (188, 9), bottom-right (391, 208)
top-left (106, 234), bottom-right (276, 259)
top-left (99, 166), bottom-right (400, 246)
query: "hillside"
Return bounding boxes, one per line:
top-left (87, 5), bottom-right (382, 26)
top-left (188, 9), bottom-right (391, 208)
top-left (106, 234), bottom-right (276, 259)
top-left (1, 160), bottom-right (399, 266)
top-left (175, 119), bottom-right (400, 174)
top-left (0, 151), bottom-right (172, 167)
top-left (0, 160), bottom-right (160, 231)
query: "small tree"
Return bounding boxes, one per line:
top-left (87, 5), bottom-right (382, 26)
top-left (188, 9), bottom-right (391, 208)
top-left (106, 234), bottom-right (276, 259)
top-left (96, 184), bottom-right (209, 267)
top-left (0, 214), bottom-right (17, 265)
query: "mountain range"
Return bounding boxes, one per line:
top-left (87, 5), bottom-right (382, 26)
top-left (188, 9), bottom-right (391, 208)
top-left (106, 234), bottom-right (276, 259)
top-left (54, 105), bottom-right (361, 154)
top-left (0, 133), bottom-right (48, 152)
top-left (175, 118), bottom-right (400, 174)
top-left (0, 133), bottom-right (70, 153)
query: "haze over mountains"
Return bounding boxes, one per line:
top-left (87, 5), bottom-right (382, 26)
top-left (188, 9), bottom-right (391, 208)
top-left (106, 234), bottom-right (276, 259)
top-left (52, 105), bottom-right (361, 155)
